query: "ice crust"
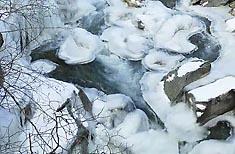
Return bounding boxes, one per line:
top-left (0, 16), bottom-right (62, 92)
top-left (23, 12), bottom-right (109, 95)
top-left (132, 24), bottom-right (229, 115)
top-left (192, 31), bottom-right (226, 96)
top-left (58, 28), bottom-right (103, 64)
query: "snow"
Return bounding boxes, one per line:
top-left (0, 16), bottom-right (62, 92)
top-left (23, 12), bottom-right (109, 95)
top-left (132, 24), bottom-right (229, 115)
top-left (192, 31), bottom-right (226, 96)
top-left (58, 28), bottom-right (104, 64)
top-left (133, 1), bottom-right (172, 33)
top-left (140, 72), bottom-right (206, 142)
top-left (101, 26), bottom-right (149, 60)
top-left (127, 130), bottom-right (178, 154)
top-left (115, 109), bottom-right (149, 137)
top-left (177, 60), bottom-right (204, 77)
top-left (189, 76), bottom-right (235, 102)
top-left (21, 75), bottom-right (79, 153)
top-left (142, 50), bottom-right (183, 72)
top-left (105, 94), bottom-right (134, 110)
top-left (189, 139), bottom-right (235, 154)
top-left (0, 108), bottom-right (20, 146)
top-left (154, 14), bottom-right (201, 53)
top-left (92, 93), bottom-right (135, 128)
top-left (196, 104), bottom-right (206, 110)
top-left (226, 17), bottom-right (235, 32)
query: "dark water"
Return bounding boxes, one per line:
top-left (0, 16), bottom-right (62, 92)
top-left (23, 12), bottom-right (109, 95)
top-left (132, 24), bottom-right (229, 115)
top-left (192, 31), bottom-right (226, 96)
top-left (31, 47), bottom-right (163, 127)
top-left (186, 31), bottom-right (220, 62)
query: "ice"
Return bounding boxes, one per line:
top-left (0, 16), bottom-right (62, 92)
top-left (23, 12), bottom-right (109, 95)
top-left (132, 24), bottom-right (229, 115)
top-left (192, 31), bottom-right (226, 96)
top-left (101, 27), bottom-right (150, 60)
top-left (104, 6), bottom-right (134, 27)
top-left (177, 60), bottom-right (204, 77)
top-left (226, 17), bottom-right (235, 32)
top-left (58, 28), bottom-right (104, 64)
top-left (134, 1), bottom-right (172, 32)
top-left (189, 76), bottom-right (235, 102)
top-left (31, 60), bottom-right (57, 73)
top-left (142, 50), bottom-right (184, 72)
top-left (154, 14), bottom-right (202, 53)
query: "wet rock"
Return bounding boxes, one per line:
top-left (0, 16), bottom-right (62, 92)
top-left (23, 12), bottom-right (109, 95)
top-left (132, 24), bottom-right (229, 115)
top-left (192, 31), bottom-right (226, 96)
top-left (123, 0), bottom-right (143, 7)
top-left (229, 8), bottom-right (235, 16)
top-left (195, 90), bottom-right (235, 125)
top-left (0, 65), bottom-right (4, 87)
top-left (192, 0), bottom-right (235, 15)
top-left (192, 0), bottom-right (231, 7)
top-left (163, 59), bottom-right (211, 102)
top-left (191, 0), bottom-right (201, 5)
top-left (229, 1), bottom-right (235, 8)
top-left (0, 32), bottom-right (3, 48)
top-left (158, 0), bottom-right (178, 8)
top-left (206, 121), bottom-right (233, 140)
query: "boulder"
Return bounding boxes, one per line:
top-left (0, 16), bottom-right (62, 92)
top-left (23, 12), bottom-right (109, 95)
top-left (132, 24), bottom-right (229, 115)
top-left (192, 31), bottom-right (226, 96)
top-left (191, 89), bottom-right (235, 125)
top-left (0, 65), bottom-right (4, 87)
top-left (192, 0), bottom-right (230, 7)
top-left (187, 76), bottom-right (235, 125)
top-left (191, 0), bottom-right (235, 15)
top-left (123, 0), bottom-right (143, 7)
top-left (163, 59), bottom-right (211, 102)
top-left (206, 121), bottom-right (233, 140)
top-left (158, 0), bottom-right (178, 8)
top-left (229, 1), bottom-right (235, 8)
top-left (0, 32), bottom-right (3, 48)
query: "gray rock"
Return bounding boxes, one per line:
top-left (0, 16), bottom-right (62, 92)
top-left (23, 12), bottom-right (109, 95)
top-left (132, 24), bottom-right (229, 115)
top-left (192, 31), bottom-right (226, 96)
top-left (229, 1), bottom-right (235, 8)
top-left (191, 89), bottom-right (235, 125)
top-left (0, 32), bottom-right (3, 48)
top-left (192, 0), bottom-right (230, 7)
top-left (206, 121), bottom-right (233, 140)
top-left (191, 0), bottom-right (201, 5)
top-left (157, 0), bottom-right (179, 8)
top-left (163, 60), bottom-right (211, 102)
top-left (192, 0), bottom-right (235, 16)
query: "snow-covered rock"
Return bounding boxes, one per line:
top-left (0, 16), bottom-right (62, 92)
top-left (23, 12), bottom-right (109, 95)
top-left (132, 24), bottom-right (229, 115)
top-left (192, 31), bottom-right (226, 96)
top-left (187, 76), bottom-right (235, 124)
top-left (163, 59), bottom-right (211, 101)
top-left (58, 28), bottom-right (103, 64)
